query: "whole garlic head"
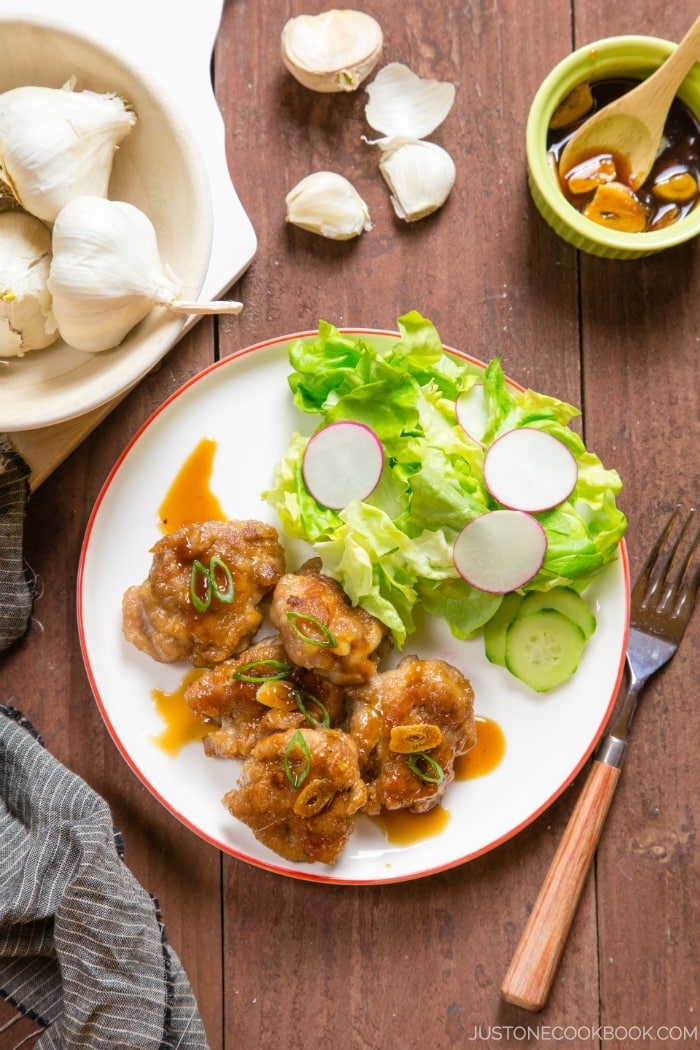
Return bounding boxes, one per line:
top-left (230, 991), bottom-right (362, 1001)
top-left (281, 10), bottom-right (383, 93)
top-left (378, 138), bottom-right (456, 222)
top-left (48, 195), bottom-right (181, 353)
top-left (286, 171), bottom-right (372, 239)
top-left (0, 211), bottom-right (57, 358)
top-left (0, 81), bottom-right (136, 225)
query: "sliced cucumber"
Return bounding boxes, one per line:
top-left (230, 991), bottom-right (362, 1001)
top-left (516, 587), bottom-right (596, 641)
top-left (505, 609), bottom-right (586, 693)
top-left (484, 592), bottom-right (524, 666)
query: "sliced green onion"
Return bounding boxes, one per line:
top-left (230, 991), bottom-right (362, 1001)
top-left (285, 611), bottom-right (338, 649)
top-left (209, 554), bottom-right (235, 603)
top-left (190, 559), bottom-right (212, 613)
top-left (294, 689), bottom-right (331, 728)
top-left (283, 730), bottom-right (312, 788)
top-left (189, 555), bottom-right (235, 613)
top-left (233, 659), bottom-right (291, 683)
top-left (407, 751), bottom-right (445, 784)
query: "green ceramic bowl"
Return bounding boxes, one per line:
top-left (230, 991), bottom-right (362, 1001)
top-left (527, 36), bottom-right (700, 259)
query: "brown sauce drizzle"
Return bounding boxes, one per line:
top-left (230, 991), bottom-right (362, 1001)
top-left (151, 668), bottom-right (210, 755)
top-left (157, 436), bottom-right (226, 535)
top-left (455, 715), bottom-right (506, 780)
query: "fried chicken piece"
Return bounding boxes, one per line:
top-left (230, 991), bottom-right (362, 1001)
top-left (348, 656), bottom-right (476, 815)
top-left (269, 563), bottom-right (387, 686)
top-left (184, 635), bottom-right (347, 759)
top-left (223, 727), bottom-right (367, 864)
top-left (122, 520), bottom-right (285, 667)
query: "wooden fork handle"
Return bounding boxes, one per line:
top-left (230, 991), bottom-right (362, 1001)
top-left (501, 759), bottom-right (622, 1011)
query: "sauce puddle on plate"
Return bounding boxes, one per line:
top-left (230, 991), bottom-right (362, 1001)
top-left (151, 668), bottom-right (210, 755)
top-left (158, 436), bottom-right (225, 534)
top-left (455, 715), bottom-right (506, 780)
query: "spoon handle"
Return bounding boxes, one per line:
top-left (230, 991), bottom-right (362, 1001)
top-left (639, 14), bottom-right (700, 134)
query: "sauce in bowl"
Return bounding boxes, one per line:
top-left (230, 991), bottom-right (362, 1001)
top-left (548, 78), bottom-right (700, 233)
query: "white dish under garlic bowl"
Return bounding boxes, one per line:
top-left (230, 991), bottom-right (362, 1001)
top-left (0, 17), bottom-right (214, 431)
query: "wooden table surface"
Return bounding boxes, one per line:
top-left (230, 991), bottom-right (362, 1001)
top-left (2, 2), bottom-right (699, 1047)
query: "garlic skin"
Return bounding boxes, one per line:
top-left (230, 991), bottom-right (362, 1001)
top-left (281, 10), bottom-right (383, 93)
top-left (0, 82), bottom-right (137, 225)
top-left (377, 138), bottom-right (456, 222)
top-left (0, 211), bottom-right (57, 358)
top-left (365, 62), bottom-right (455, 139)
top-left (286, 171), bottom-right (372, 239)
top-left (48, 195), bottom-right (181, 353)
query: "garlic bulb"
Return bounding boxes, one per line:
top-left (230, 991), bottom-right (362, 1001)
top-left (286, 172), bottom-right (372, 239)
top-left (0, 211), bottom-right (57, 358)
top-left (377, 138), bottom-right (456, 222)
top-left (0, 82), bottom-right (136, 225)
top-left (48, 196), bottom-right (242, 353)
top-left (281, 10), bottom-right (383, 93)
top-left (365, 63), bottom-right (455, 139)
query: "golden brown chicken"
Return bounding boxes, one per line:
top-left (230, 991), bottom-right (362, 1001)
top-left (223, 727), bottom-right (367, 864)
top-left (269, 562), bottom-right (387, 686)
top-left (348, 655), bottom-right (476, 814)
top-left (122, 520), bottom-right (285, 667)
top-left (184, 634), bottom-right (347, 759)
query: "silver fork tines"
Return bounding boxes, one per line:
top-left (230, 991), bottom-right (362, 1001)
top-left (634, 505), bottom-right (700, 637)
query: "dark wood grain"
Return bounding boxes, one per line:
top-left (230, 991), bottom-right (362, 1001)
top-left (2, 2), bottom-right (698, 1048)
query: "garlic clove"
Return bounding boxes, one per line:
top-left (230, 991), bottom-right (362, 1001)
top-left (365, 62), bottom-right (455, 139)
top-left (377, 138), bottom-right (456, 222)
top-left (0, 82), bottom-right (136, 225)
top-left (48, 196), bottom-right (242, 353)
top-left (281, 9), bottom-right (383, 93)
top-left (285, 171), bottom-right (372, 239)
top-left (0, 211), bottom-right (57, 358)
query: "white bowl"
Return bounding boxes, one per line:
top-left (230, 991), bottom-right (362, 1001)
top-left (0, 17), bottom-right (213, 431)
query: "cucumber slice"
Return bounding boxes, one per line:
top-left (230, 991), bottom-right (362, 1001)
top-left (484, 592), bottom-right (524, 666)
top-left (516, 587), bottom-right (596, 640)
top-left (505, 610), bottom-right (586, 693)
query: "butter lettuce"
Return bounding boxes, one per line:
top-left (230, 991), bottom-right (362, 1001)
top-left (263, 311), bottom-right (627, 647)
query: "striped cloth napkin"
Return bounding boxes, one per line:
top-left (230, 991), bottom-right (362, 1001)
top-left (0, 440), bottom-right (34, 653)
top-left (0, 707), bottom-right (210, 1048)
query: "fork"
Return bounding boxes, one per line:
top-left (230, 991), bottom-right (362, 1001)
top-left (501, 505), bottom-right (700, 1011)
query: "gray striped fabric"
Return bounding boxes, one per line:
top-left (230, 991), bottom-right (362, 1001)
top-left (0, 441), bottom-right (34, 653)
top-left (0, 706), bottom-right (210, 1048)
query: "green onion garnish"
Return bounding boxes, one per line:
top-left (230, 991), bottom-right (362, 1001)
top-left (285, 611), bottom-right (338, 649)
top-left (283, 730), bottom-right (311, 789)
top-left (209, 554), bottom-right (235, 603)
top-left (232, 659), bottom-right (291, 683)
top-left (189, 555), bottom-right (235, 613)
top-left (407, 752), bottom-right (445, 784)
top-left (189, 559), bottom-right (212, 613)
top-left (294, 689), bottom-right (331, 728)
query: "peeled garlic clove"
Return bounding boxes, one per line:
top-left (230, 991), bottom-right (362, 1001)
top-left (281, 10), bottom-right (383, 93)
top-left (0, 211), bottom-right (58, 358)
top-left (286, 171), bottom-right (372, 239)
top-left (48, 196), bottom-right (242, 353)
top-left (365, 63), bottom-right (455, 139)
top-left (377, 138), bottom-right (456, 221)
top-left (0, 82), bottom-right (136, 225)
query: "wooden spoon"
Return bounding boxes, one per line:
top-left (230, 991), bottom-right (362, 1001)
top-left (559, 14), bottom-right (700, 189)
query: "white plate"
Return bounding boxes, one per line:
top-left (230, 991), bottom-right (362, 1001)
top-left (78, 332), bottom-right (630, 885)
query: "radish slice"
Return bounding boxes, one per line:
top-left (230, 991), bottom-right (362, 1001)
top-left (453, 510), bottom-right (546, 593)
top-left (455, 383), bottom-right (488, 444)
top-left (302, 421), bottom-right (384, 509)
top-left (483, 427), bottom-right (578, 512)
